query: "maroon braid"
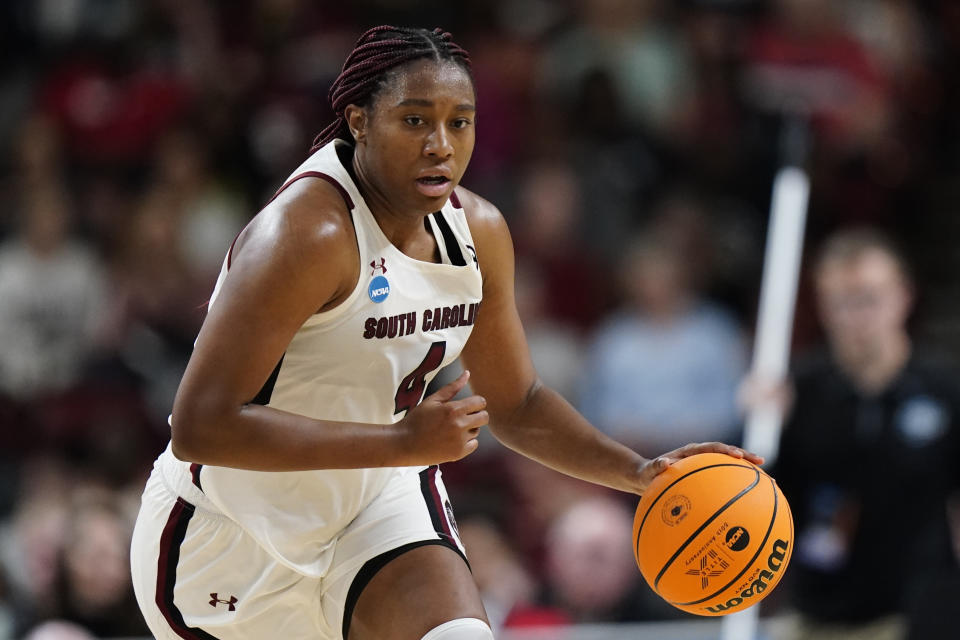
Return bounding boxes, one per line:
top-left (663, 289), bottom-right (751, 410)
top-left (310, 26), bottom-right (472, 153)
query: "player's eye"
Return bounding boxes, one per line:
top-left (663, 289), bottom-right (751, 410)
top-left (404, 115), bottom-right (424, 127)
top-left (451, 118), bottom-right (472, 129)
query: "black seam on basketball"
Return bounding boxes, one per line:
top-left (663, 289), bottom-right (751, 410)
top-left (652, 467), bottom-right (760, 591)
top-left (635, 463), bottom-right (756, 562)
top-left (341, 539), bottom-right (467, 640)
top-left (672, 474), bottom-right (780, 606)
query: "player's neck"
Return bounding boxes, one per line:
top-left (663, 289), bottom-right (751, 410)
top-left (352, 156), bottom-right (430, 251)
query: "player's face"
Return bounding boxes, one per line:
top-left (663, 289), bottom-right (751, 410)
top-left (815, 249), bottom-right (912, 358)
top-left (358, 59), bottom-right (476, 215)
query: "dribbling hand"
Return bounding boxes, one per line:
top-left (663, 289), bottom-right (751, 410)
top-left (396, 370), bottom-right (488, 465)
top-left (636, 442), bottom-right (765, 495)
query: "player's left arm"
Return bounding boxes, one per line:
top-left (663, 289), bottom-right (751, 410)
top-left (458, 188), bottom-right (761, 495)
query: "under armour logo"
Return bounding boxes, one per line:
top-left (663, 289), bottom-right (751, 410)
top-left (370, 257), bottom-right (387, 275)
top-left (209, 593), bottom-right (238, 611)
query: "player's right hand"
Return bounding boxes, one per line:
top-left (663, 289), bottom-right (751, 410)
top-left (633, 442), bottom-right (765, 495)
top-left (396, 370), bottom-right (488, 465)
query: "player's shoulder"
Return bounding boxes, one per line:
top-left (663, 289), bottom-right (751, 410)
top-left (453, 186), bottom-right (509, 243)
top-left (238, 175), bottom-right (356, 267)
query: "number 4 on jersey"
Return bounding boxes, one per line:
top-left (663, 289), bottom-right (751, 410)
top-left (394, 341), bottom-right (447, 415)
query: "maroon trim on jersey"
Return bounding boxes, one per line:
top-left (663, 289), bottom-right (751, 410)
top-left (226, 171), bottom-right (354, 271)
top-left (270, 171), bottom-right (354, 210)
top-left (419, 465), bottom-right (455, 543)
top-left (449, 190), bottom-right (462, 209)
top-left (225, 231), bottom-right (241, 270)
top-left (156, 498), bottom-right (220, 640)
top-left (189, 464), bottom-right (203, 491)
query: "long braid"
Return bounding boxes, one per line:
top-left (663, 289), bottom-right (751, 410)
top-left (310, 26), bottom-right (472, 153)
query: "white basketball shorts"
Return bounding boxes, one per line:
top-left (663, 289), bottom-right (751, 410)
top-left (130, 458), bottom-right (465, 640)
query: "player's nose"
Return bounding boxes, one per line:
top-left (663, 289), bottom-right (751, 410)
top-left (424, 124), bottom-right (454, 159)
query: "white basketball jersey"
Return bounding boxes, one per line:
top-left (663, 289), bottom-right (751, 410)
top-left (157, 139), bottom-right (483, 577)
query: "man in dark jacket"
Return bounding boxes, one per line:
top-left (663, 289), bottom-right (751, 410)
top-left (774, 228), bottom-right (960, 640)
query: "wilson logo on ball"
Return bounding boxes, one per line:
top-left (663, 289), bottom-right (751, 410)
top-left (702, 538), bottom-right (790, 614)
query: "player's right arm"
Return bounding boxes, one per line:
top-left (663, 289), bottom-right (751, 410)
top-left (170, 180), bottom-right (484, 471)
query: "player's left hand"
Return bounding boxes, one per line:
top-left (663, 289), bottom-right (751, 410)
top-left (636, 442), bottom-right (764, 494)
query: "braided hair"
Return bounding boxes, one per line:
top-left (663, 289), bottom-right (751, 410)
top-left (310, 26), bottom-right (472, 153)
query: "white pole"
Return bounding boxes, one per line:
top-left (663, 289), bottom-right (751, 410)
top-left (721, 164), bottom-right (809, 640)
top-left (741, 166), bottom-right (810, 464)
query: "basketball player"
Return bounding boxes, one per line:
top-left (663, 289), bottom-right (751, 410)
top-left (130, 26), bottom-right (761, 640)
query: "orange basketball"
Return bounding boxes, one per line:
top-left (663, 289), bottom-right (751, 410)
top-left (632, 453), bottom-right (793, 616)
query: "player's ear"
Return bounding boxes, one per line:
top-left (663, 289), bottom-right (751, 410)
top-left (344, 105), bottom-right (367, 144)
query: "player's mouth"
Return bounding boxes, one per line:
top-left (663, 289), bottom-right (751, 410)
top-left (415, 171), bottom-right (453, 198)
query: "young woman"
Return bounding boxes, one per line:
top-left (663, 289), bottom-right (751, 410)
top-left (130, 26), bottom-right (761, 640)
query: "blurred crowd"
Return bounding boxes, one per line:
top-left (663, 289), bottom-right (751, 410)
top-left (2, 0), bottom-right (960, 637)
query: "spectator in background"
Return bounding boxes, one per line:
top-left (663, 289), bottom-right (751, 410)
top-left (772, 228), bottom-right (960, 640)
top-left (36, 30), bottom-right (189, 167)
top-left (678, 3), bottom-right (752, 180)
top-left (742, 0), bottom-right (891, 152)
top-left (511, 161), bottom-right (609, 330)
top-left (55, 490), bottom-right (146, 638)
top-left (99, 184), bottom-right (212, 428)
top-left (579, 227), bottom-right (747, 454)
top-left (563, 68), bottom-right (662, 261)
top-left (540, 496), bottom-right (667, 623)
top-left (108, 186), bottom-right (207, 342)
top-left (836, 0), bottom-right (938, 199)
top-left (539, 0), bottom-right (695, 138)
top-left (22, 620), bottom-right (95, 640)
top-left (739, 0), bottom-right (906, 227)
top-left (514, 265), bottom-right (585, 403)
top-left (456, 516), bottom-right (539, 632)
top-left (150, 126), bottom-right (247, 284)
top-left (0, 457), bottom-right (147, 638)
top-left (0, 184), bottom-right (107, 400)
top-left (2, 115), bottom-right (62, 227)
top-left (0, 457), bottom-right (72, 636)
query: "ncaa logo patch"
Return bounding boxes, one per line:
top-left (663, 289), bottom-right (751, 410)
top-left (368, 275), bottom-right (390, 303)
